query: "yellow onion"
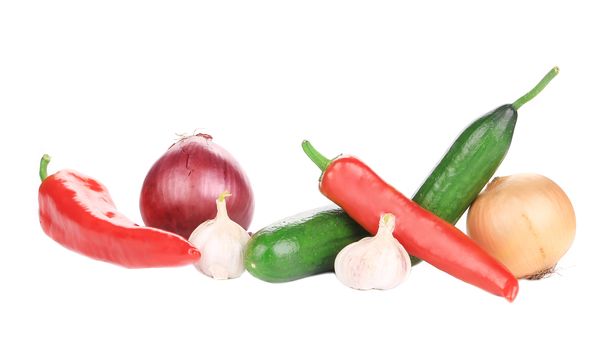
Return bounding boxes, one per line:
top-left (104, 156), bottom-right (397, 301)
top-left (467, 173), bottom-right (576, 279)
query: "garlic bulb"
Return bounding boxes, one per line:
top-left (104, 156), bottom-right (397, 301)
top-left (188, 191), bottom-right (250, 279)
top-left (334, 213), bottom-right (411, 290)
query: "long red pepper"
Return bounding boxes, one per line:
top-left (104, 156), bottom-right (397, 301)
top-left (38, 155), bottom-right (200, 268)
top-left (302, 141), bottom-right (519, 301)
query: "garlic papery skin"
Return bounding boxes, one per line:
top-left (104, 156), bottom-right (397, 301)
top-left (334, 213), bottom-right (411, 290)
top-left (188, 191), bottom-right (250, 279)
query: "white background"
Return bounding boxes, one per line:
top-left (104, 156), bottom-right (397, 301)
top-left (1, 1), bottom-right (599, 349)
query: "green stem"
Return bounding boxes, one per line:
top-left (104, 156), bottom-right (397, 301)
top-left (39, 154), bottom-right (51, 181)
top-left (512, 66), bottom-right (559, 110)
top-left (301, 140), bottom-right (331, 172)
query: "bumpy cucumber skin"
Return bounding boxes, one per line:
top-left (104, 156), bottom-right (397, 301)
top-left (244, 207), bottom-right (370, 283)
top-left (411, 104), bottom-right (517, 263)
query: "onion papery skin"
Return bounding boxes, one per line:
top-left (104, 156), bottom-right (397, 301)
top-left (140, 134), bottom-right (254, 239)
top-left (467, 173), bottom-right (575, 279)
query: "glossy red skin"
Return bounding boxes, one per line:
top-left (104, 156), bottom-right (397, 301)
top-left (140, 134), bottom-right (254, 239)
top-left (39, 169), bottom-right (201, 268)
top-left (320, 156), bottom-right (519, 301)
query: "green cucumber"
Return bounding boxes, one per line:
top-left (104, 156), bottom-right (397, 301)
top-left (412, 104), bottom-right (517, 224)
top-left (410, 67), bottom-right (559, 264)
top-left (244, 207), bottom-right (370, 282)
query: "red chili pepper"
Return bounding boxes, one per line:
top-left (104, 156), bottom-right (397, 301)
top-left (38, 155), bottom-right (200, 268)
top-left (302, 141), bottom-right (519, 301)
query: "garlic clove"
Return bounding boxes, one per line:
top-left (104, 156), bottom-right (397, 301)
top-left (188, 191), bottom-right (250, 279)
top-left (334, 213), bottom-right (411, 290)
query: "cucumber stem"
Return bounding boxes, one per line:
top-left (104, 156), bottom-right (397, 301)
top-left (39, 154), bottom-right (51, 182)
top-left (512, 66), bottom-right (559, 110)
top-left (302, 140), bottom-right (331, 172)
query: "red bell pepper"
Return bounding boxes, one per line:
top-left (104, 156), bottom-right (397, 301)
top-left (38, 155), bottom-right (200, 268)
top-left (302, 141), bottom-right (518, 301)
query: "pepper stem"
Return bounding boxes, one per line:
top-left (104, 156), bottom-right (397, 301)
top-left (512, 66), bottom-right (559, 110)
top-left (39, 154), bottom-right (51, 182)
top-left (302, 140), bottom-right (332, 172)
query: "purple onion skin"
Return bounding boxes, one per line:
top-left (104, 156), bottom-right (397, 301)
top-left (140, 134), bottom-right (254, 239)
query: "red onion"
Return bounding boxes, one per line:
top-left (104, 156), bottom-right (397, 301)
top-left (140, 133), bottom-right (254, 239)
